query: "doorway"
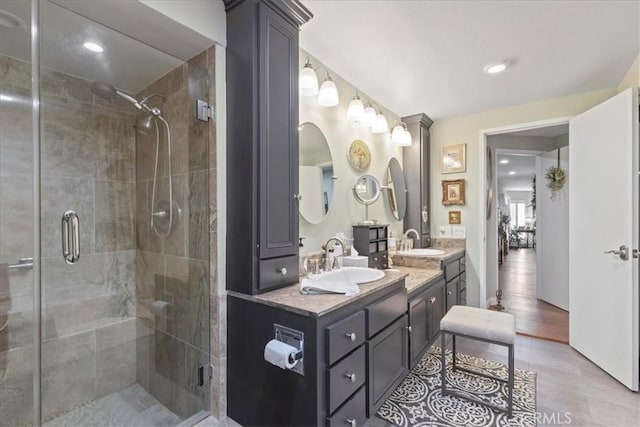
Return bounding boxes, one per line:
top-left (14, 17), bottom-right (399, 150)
top-left (483, 124), bottom-right (570, 343)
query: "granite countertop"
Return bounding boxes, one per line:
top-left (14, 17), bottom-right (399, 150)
top-left (391, 266), bottom-right (444, 295)
top-left (228, 270), bottom-right (408, 318)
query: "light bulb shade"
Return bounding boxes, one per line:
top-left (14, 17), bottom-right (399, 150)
top-left (317, 78), bottom-right (339, 106)
top-left (390, 124), bottom-right (405, 145)
top-left (400, 129), bottom-right (412, 146)
top-left (299, 65), bottom-right (319, 96)
top-left (361, 106), bottom-right (376, 127)
top-left (372, 113), bottom-right (389, 134)
top-left (346, 97), bottom-right (364, 122)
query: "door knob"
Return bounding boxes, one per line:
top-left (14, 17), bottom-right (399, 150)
top-left (604, 245), bottom-right (629, 261)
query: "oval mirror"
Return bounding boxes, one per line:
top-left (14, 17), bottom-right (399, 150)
top-left (385, 158), bottom-right (407, 221)
top-left (299, 122), bottom-right (334, 224)
top-left (353, 175), bottom-right (381, 205)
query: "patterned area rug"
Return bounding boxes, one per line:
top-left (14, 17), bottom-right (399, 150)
top-left (376, 347), bottom-right (536, 427)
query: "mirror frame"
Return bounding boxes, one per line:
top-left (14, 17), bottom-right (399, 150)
top-left (353, 174), bottom-right (381, 205)
top-left (298, 122), bottom-right (335, 224)
top-left (385, 157), bottom-right (407, 221)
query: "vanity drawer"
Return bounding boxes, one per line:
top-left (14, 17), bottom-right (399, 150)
top-left (460, 256), bottom-right (466, 272)
top-left (326, 311), bottom-right (366, 365)
top-left (366, 288), bottom-right (407, 338)
top-left (368, 252), bottom-right (388, 270)
top-left (444, 260), bottom-right (460, 282)
top-left (327, 385), bottom-right (366, 427)
top-left (257, 255), bottom-right (299, 293)
top-left (327, 346), bottom-right (366, 414)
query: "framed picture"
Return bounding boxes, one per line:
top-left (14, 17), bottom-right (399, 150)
top-left (449, 210), bottom-right (461, 224)
top-left (442, 179), bottom-right (465, 205)
top-left (441, 143), bottom-right (466, 174)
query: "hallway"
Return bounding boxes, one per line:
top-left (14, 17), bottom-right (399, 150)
top-left (500, 248), bottom-right (569, 343)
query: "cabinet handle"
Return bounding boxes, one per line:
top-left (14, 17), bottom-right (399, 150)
top-left (429, 297), bottom-right (436, 304)
top-left (293, 194), bottom-right (302, 201)
top-left (278, 267), bottom-right (288, 276)
top-left (447, 291), bottom-right (452, 296)
top-left (345, 419), bottom-right (357, 427)
top-left (406, 326), bottom-right (412, 333)
top-left (345, 332), bottom-right (357, 342)
top-left (344, 372), bottom-right (356, 383)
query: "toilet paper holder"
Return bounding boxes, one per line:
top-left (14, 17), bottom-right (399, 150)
top-left (274, 324), bottom-right (304, 376)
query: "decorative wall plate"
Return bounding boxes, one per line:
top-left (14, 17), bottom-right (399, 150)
top-left (347, 140), bottom-right (371, 172)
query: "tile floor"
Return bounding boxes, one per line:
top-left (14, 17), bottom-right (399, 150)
top-left (44, 384), bottom-right (182, 427)
top-left (366, 336), bottom-right (640, 427)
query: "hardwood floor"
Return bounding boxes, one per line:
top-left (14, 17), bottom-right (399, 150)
top-left (499, 247), bottom-right (569, 343)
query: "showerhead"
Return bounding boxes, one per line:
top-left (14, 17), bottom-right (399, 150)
top-left (90, 81), bottom-right (117, 99)
top-left (90, 81), bottom-right (143, 110)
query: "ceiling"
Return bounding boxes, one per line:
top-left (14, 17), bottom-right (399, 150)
top-left (508, 124), bottom-right (569, 138)
top-left (497, 154), bottom-right (536, 192)
top-left (300, 1), bottom-right (639, 120)
top-left (0, 0), bottom-right (212, 94)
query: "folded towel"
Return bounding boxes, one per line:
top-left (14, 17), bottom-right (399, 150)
top-left (299, 278), bottom-right (360, 296)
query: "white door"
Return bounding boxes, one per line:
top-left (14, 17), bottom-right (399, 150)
top-left (569, 87), bottom-right (639, 391)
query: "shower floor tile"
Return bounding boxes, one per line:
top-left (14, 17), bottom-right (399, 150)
top-left (44, 383), bottom-right (183, 427)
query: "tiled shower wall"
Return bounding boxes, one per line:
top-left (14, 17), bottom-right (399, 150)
top-left (0, 54), bottom-right (138, 423)
top-left (134, 46), bottom-right (216, 419)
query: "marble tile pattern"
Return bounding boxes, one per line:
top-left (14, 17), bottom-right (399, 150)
top-left (392, 266), bottom-right (444, 296)
top-left (1, 54), bottom-right (139, 425)
top-left (229, 270), bottom-right (408, 318)
top-left (392, 247), bottom-right (465, 269)
top-left (134, 46), bottom-right (216, 420)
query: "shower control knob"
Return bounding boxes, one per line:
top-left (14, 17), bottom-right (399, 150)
top-left (278, 267), bottom-right (288, 276)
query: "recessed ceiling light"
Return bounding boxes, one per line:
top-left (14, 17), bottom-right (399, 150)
top-left (499, 159), bottom-right (509, 164)
top-left (484, 62), bottom-right (508, 74)
top-left (508, 171), bottom-right (516, 175)
top-left (0, 94), bottom-right (14, 102)
top-left (83, 42), bottom-right (104, 53)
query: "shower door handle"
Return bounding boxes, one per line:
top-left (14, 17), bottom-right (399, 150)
top-left (62, 210), bottom-right (80, 265)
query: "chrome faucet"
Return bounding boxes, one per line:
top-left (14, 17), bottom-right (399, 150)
top-left (324, 236), bottom-right (346, 271)
top-left (401, 229), bottom-right (420, 251)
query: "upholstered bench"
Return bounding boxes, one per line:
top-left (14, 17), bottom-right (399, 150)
top-left (440, 305), bottom-right (516, 417)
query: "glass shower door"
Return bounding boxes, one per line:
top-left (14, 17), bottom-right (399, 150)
top-left (0, 1), bottom-right (36, 425)
top-left (37, 1), bottom-right (212, 425)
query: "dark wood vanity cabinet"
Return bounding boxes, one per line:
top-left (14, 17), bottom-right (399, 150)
top-left (353, 225), bottom-right (389, 269)
top-left (443, 254), bottom-right (467, 311)
top-left (225, 0), bottom-right (312, 294)
top-left (408, 278), bottom-right (445, 368)
top-left (227, 281), bottom-right (409, 426)
top-left (402, 113), bottom-right (433, 247)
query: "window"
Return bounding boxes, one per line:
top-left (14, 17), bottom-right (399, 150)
top-left (509, 202), bottom-right (527, 228)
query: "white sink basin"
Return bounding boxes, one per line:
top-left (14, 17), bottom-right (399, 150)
top-left (397, 248), bottom-right (445, 257)
top-left (311, 267), bottom-right (385, 284)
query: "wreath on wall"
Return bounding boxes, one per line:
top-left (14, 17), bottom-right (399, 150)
top-left (545, 148), bottom-right (566, 199)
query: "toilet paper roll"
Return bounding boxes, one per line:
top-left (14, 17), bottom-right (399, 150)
top-left (150, 300), bottom-right (169, 316)
top-left (264, 339), bottom-right (299, 370)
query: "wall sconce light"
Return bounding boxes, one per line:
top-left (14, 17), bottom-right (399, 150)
top-left (371, 107), bottom-right (389, 134)
top-left (317, 70), bottom-right (339, 107)
top-left (299, 58), bottom-right (319, 96)
top-left (346, 93), bottom-right (364, 122)
top-left (361, 101), bottom-right (376, 128)
top-left (391, 122), bottom-right (412, 146)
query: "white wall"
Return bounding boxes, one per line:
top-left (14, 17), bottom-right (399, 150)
top-left (536, 146), bottom-right (570, 310)
top-left (299, 51), bottom-right (404, 253)
top-left (618, 52), bottom-right (640, 92)
top-left (433, 87), bottom-right (617, 307)
top-left (140, 0), bottom-right (226, 45)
